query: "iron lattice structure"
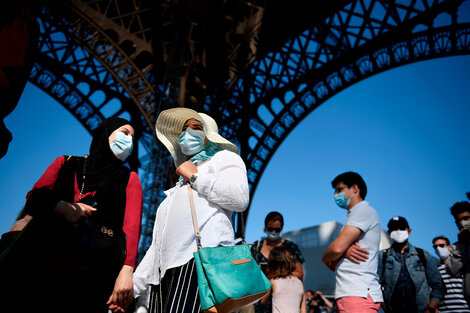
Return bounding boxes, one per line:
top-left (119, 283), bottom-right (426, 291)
top-left (28, 0), bottom-right (470, 259)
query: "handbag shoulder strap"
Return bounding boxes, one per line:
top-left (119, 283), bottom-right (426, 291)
top-left (238, 211), bottom-right (247, 243)
top-left (255, 239), bottom-right (262, 262)
top-left (187, 183), bottom-right (202, 249)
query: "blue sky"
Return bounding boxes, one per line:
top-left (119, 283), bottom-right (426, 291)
top-left (1, 55), bottom-right (469, 261)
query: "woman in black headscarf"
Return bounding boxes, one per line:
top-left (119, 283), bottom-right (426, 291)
top-left (0, 117), bottom-right (143, 313)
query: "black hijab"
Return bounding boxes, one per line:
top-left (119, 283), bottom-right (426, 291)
top-left (78, 117), bottom-right (132, 192)
top-left (23, 117), bottom-right (133, 230)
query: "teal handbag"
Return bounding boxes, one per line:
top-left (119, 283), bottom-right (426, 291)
top-left (187, 184), bottom-right (272, 313)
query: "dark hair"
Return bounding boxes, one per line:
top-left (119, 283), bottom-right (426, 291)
top-left (450, 201), bottom-right (470, 219)
top-left (306, 290), bottom-right (314, 295)
top-left (266, 246), bottom-right (296, 279)
top-left (432, 235), bottom-right (450, 246)
top-left (331, 171), bottom-right (367, 199)
top-left (265, 211), bottom-right (284, 228)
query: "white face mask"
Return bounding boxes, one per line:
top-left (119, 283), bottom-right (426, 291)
top-left (460, 220), bottom-right (470, 229)
top-left (390, 230), bottom-right (409, 243)
top-left (435, 246), bottom-right (450, 260)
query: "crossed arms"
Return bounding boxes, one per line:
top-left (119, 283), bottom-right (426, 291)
top-left (321, 225), bottom-right (368, 271)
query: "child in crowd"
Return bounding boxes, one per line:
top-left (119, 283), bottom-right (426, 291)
top-left (262, 246), bottom-right (306, 313)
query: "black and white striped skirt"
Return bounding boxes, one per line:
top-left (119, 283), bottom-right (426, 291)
top-left (148, 258), bottom-right (202, 313)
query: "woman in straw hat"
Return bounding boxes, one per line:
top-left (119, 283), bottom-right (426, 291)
top-left (133, 108), bottom-right (250, 313)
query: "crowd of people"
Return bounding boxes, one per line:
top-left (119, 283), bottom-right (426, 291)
top-left (317, 173), bottom-right (470, 313)
top-left (0, 107), bottom-right (469, 313)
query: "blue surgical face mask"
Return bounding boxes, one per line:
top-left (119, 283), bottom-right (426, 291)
top-left (109, 131), bottom-right (133, 161)
top-left (178, 127), bottom-right (205, 155)
top-left (266, 230), bottom-right (282, 240)
top-left (334, 192), bottom-right (350, 209)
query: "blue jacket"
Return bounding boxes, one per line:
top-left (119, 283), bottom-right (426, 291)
top-left (378, 243), bottom-right (444, 313)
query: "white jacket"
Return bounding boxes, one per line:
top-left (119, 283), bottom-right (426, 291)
top-left (133, 150), bottom-right (249, 297)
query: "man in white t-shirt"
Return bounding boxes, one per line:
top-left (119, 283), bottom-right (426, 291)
top-left (321, 171), bottom-right (383, 313)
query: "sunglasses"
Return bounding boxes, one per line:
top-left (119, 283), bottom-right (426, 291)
top-left (334, 185), bottom-right (348, 194)
top-left (433, 243), bottom-right (447, 249)
top-left (267, 227), bottom-right (282, 233)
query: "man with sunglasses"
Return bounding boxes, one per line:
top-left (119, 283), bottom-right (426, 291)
top-left (322, 172), bottom-right (383, 313)
top-left (432, 235), bottom-right (470, 312)
top-left (446, 201), bottom-right (470, 306)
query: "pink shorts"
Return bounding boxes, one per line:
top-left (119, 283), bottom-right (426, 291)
top-left (336, 294), bottom-right (382, 313)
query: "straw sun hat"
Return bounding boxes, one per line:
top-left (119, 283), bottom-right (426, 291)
top-left (156, 108), bottom-right (239, 167)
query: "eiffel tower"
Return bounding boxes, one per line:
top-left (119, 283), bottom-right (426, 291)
top-left (2, 0), bottom-right (469, 260)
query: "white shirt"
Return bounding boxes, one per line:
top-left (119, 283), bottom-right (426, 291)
top-left (334, 201), bottom-right (383, 302)
top-left (133, 150), bottom-right (249, 297)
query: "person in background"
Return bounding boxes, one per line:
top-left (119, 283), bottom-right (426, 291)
top-left (251, 211), bottom-right (305, 313)
top-left (133, 108), bottom-right (249, 313)
top-left (251, 211), bottom-right (305, 279)
top-left (0, 117), bottom-right (143, 313)
top-left (378, 216), bottom-right (444, 313)
top-left (321, 171), bottom-right (383, 313)
top-left (261, 246), bottom-right (306, 313)
top-left (446, 201), bottom-right (470, 305)
top-left (306, 290), bottom-right (315, 312)
top-left (308, 291), bottom-right (333, 313)
top-left (432, 235), bottom-right (470, 312)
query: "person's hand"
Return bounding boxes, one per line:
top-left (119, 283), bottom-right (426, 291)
top-left (325, 259), bottom-right (338, 271)
top-left (314, 291), bottom-right (323, 298)
top-left (108, 303), bottom-right (126, 313)
top-left (175, 161), bottom-right (198, 181)
top-left (458, 227), bottom-right (470, 243)
top-left (344, 242), bottom-right (369, 264)
top-left (424, 300), bottom-right (438, 313)
top-left (107, 265), bottom-right (134, 313)
top-left (54, 201), bottom-right (96, 223)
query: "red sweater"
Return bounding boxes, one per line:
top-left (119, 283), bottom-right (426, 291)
top-left (26, 156), bottom-right (143, 268)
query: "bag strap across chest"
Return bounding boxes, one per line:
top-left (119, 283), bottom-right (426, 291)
top-left (187, 183), bottom-right (202, 249)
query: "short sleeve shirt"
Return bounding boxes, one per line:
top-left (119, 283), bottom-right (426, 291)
top-left (334, 201), bottom-right (383, 302)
